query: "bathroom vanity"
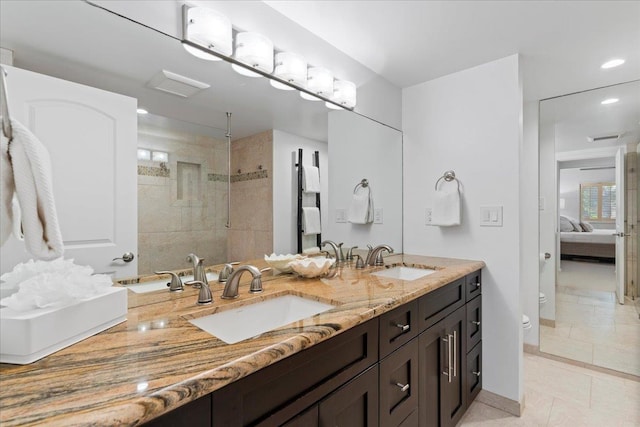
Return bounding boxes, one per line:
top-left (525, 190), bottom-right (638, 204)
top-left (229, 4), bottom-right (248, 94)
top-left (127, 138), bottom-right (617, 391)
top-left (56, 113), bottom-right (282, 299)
top-left (0, 254), bottom-right (483, 426)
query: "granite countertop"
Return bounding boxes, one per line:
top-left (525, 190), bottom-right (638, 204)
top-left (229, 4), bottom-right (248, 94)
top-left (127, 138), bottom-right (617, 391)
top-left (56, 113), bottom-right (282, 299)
top-left (0, 254), bottom-right (484, 426)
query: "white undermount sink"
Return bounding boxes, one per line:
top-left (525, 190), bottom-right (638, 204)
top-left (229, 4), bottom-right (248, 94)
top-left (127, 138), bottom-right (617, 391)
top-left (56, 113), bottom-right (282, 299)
top-left (124, 272), bottom-right (218, 294)
top-left (371, 266), bottom-right (437, 281)
top-left (188, 294), bottom-right (336, 344)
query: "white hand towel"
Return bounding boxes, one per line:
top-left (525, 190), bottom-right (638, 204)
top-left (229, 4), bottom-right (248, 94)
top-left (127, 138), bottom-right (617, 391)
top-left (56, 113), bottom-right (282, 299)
top-left (431, 186), bottom-right (461, 226)
top-left (348, 186), bottom-right (373, 224)
top-left (302, 207), bottom-right (321, 235)
top-left (0, 128), bottom-right (15, 245)
top-left (7, 119), bottom-right (64, 259)
top-left (302, 165), bottom-right (321, 193)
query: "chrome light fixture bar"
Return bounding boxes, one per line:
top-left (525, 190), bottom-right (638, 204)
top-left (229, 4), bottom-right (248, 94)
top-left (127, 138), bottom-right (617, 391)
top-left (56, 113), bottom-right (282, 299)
top-left (180, 5), bottom-right (354, 111)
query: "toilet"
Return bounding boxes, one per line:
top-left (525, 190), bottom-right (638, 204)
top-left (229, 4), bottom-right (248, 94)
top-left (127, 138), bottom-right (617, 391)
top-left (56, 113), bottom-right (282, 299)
top-left (539, 292), bottom-right (547, 305)
top-left (522, 314), bottom-right (532, 331)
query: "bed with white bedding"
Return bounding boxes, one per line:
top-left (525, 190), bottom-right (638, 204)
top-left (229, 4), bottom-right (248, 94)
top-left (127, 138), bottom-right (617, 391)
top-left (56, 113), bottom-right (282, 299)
top-left (560, 229), bottom-right (616, 259)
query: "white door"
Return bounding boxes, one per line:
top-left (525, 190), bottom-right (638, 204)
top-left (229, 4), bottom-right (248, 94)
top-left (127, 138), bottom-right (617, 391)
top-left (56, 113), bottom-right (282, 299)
top-left (614, 147), bottom-right (626, 304)
top-left (0, 65), bottom-right (137, 278)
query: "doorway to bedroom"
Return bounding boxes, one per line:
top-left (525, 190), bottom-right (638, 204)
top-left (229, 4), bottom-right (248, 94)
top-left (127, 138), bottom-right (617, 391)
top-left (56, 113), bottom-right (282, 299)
top-left (538, 80), bottom-right (640, 378)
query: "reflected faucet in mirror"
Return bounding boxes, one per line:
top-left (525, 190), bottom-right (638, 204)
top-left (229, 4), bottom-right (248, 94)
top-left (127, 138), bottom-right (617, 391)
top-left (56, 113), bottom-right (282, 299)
top-left (321, 240), bottom-right (345, 263)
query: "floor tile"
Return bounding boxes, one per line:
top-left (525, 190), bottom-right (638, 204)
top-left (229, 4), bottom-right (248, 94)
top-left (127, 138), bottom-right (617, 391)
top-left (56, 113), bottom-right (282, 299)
top-left (592, 342), bottom-right (640, 376)
top-left (590, 376), bottom-right (640, 422)
top-left (547, 397), bottom-right (630, 427)
top-left (524, 355), bottom-right (593, 407)
top-left (539, 334), bottom-right (593, 364)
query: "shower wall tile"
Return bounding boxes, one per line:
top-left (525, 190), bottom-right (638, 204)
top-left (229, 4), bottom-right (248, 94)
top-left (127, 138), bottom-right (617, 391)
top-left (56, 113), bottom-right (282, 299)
top-left (137, 123), bottom-right (228, 275)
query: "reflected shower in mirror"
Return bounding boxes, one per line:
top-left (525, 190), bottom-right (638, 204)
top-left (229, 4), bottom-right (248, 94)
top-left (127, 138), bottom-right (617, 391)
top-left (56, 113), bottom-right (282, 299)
top-left (0, 0), bottom-right (403, 278)
top-left (538, 80), bottom-right (640, 376)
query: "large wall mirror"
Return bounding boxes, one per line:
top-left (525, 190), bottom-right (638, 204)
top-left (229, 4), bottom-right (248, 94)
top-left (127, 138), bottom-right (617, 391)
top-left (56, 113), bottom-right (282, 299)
top-left (538, 79), bottom-right (639, 376)
top-left (0, 1), bottom-right (402, 278)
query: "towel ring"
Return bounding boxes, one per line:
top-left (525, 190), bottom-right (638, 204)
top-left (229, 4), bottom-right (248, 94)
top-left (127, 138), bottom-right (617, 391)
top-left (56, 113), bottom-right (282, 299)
top-left (353, 178), bottom-right (369, 193)
top-left (434, 170), bottom-right (460, 191)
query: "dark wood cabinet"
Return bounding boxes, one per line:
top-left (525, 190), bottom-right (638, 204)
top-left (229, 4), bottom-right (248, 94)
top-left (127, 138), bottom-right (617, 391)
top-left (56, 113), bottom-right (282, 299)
top-left (379, 338), bottom-right (419, 426)
top-left (319, 365), bottom-right (379, 427)
top-left (418, 305), bottom-right (466, 427)
top-left (146, 269), bottom-right (482, 427)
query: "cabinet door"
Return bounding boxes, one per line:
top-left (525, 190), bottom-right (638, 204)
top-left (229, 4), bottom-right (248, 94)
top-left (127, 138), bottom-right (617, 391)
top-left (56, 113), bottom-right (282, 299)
top-left (418, 306), bottom-right (466, 427)
top-left (465, 270), bottom-right (482, 302)
top-left (282, 405), bottom-right (318, 427)
top-left (319, 365), bottom-right (379, 427)
top-left (379, 339), bottom-right (418, 427)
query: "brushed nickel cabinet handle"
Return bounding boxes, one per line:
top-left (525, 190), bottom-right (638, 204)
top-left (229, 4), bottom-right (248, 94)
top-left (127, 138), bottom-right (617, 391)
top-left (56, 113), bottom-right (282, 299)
top-left (396, 323), bottom-right (410, 332)
top-left (453, 330), bottom-right (457, 378)
top-left (473, 371), bottom-right (481, 377)
top-left (396, 382), bottom-right (410, 392)
top-left (471, 320), bottom-right (481, 326)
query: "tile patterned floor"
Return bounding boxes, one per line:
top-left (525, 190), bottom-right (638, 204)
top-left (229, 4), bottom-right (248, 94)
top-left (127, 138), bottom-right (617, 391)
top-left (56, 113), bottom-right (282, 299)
top-left (458, 353), bottom-right (640, 426)
top-left (540, 260), bottom-right (640, 376)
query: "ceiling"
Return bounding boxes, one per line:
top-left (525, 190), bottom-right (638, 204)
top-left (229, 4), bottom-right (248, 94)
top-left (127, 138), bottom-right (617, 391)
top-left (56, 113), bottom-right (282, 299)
top-left (265, 1), bottom-right (640, 101)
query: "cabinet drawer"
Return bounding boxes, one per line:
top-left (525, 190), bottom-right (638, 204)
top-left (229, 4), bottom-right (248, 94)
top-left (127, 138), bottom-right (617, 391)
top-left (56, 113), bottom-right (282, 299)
top-left (379, 339), bottom-right (418, 427)
top-left (398, 408), bottom-right (418, 427)
top-left (418, 277), bottom-right (465, 331)
top-left (466, 295), bottom-right (482, 351)
top-left (379, 299), bottom-right (418, 358)
top-left (465, 270), bottom-right (482, 302)
top-left (466, 342), bottom-right (482, 404)
top-left (319, 365), bottom-right (379, 427)
top-left (214, 318), bottom-right (378, 426)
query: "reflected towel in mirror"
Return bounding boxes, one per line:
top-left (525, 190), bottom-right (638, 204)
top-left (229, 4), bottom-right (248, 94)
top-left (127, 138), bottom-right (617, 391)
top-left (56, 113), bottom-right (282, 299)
top-left (302, 206), bottom-right (321, 235)
top-left (348, 185), bottom-right (373, 224)
top-left (302, 165), bottom-right (321, 193)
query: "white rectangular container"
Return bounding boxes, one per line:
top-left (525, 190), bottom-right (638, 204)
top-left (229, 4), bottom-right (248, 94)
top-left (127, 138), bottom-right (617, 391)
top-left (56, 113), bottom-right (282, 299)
top-left (0, 287), bottom-right (127, 364)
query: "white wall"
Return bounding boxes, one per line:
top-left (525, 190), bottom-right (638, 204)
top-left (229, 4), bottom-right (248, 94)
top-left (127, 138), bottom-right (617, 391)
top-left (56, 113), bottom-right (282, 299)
top-left (403, 55), bottom-right (523, 403)
top-left (272, 130), bottom-right (328, 254)
top-left (522, 101), bottom-right (540, 346)
top-left (326, 111), bottom-right (403, 252)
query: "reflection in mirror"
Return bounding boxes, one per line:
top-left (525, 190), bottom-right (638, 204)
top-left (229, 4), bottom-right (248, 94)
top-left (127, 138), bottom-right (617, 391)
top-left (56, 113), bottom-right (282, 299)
top-left (538, 80), bottom-right (640, 376)
top-left (0, 1), bottom-right (403, 279)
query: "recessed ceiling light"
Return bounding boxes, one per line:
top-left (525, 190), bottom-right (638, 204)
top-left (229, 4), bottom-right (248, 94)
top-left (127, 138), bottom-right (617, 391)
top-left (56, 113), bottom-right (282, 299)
top-left (137, 108), bottom-right (149, 115)
top-left (601, 98), bottom-right (619, 105)
top-left (601, 59), bottom-right (625, 69)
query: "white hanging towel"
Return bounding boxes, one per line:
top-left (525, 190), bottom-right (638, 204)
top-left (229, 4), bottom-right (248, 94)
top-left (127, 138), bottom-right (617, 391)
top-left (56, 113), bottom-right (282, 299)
top-left (0, 128), bottom-right (15, 245)
top-left (348, 185), bottom-right (374, 224)
top-left (302, 165), bottom-right (321, 193)
top-left (302, 207), bottom-right (322, 235)
top-left (431, 185), bottom-right (461, 226)
top-left (7, 119), bottom-right (64, 259)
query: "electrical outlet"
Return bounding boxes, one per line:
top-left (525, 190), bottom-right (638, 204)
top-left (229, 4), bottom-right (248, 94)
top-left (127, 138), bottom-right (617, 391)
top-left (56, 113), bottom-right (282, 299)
top-left (335, 209), bottom-right (347, 223)
top-left (425, 208), bottom-right (432, 225)
top-left (374, 208), bottom-right (383, 224)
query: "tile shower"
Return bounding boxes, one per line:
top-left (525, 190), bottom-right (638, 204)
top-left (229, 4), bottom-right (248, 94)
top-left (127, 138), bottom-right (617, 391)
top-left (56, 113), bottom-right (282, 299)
top-left (137, 120), bottom-right (275, 275)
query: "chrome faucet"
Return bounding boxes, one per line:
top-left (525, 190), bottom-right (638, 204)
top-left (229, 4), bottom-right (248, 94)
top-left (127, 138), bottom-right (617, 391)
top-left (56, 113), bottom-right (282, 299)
top-left (321, 240), bottom-right (344, 262)
top-left (365, 244), bottom-right (394, 266)
top-left (186, 253), bottom-right (208, 286)
top-left (221, 265), bottom-right (263, 299)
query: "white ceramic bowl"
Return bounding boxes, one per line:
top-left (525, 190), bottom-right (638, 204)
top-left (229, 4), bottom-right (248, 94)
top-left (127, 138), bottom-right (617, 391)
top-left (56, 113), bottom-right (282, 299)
top-left (264, 253), bottom-right (304, 274)
top-left (289, 257), bottom-right (335, 278)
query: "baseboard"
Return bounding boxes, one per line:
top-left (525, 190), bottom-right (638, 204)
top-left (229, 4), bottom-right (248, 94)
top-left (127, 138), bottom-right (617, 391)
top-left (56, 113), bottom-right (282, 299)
top-left (539, 317), bottom-right (555, 327)
top-left (476, 389), bottom-right (524, 417)
top-left (523, 343), bottom-right (538, 354)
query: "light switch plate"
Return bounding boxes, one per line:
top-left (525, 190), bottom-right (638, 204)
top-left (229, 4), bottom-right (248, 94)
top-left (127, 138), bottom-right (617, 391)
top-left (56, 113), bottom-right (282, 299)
top-left (374, 208), bottom-right (383, 224)
top-left (480, 206), bottom-right (503, 227)
top-left (335, 209), bottom-right (347, 223)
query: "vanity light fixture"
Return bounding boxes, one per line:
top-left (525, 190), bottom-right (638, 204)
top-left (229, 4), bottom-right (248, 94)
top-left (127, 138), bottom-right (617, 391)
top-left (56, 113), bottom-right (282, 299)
top-left (136, 107), bottom-right (148, 115)
top-left (137, 149), bottom-right (151, 161)
top-left (270, 52), bottom-right (307, 90)
top-left (601, 59), bottom-right (625, 69)
top-left (232, 32), bottom-right (274, 77)
top-left (326, 80), bottom-right (357, 109)
top-left (182, 6), bottom-right (232, 61)
top-left (300, 67), bottom-right (334, 101)
top-left (601, 98), bottom-right (619, 105)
